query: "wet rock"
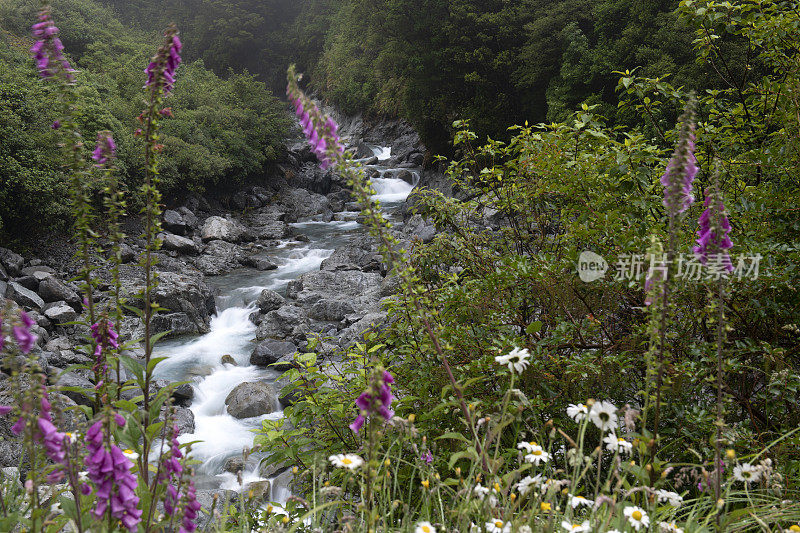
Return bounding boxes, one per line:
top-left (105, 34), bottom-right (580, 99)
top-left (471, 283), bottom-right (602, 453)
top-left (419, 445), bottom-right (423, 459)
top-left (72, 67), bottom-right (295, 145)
top-left (225, 382), bottom-right (278, 419)
top-left (0, 248), bottom-right (24, 277)
top-left (255, 306), bottom-right (307, 340)
top-left (244, 480), bottom-right (271, 505)
top-left (250, 339), bottom-right (297, 366)
top-left (6, 281), bottom-right (45, 309)
top-left (151, 312), bottom-right (195, 337)
top-left (173, 406), bottom-right (195, 435)
top-left (173, 382), bottom-right (194, 406)
top-left (256, 289), bottom-right (284, 313)
top-left (408, 152), bottom-right (425, 166)
top-left (277, 188), bottom-right (333, 222)
top-left (200, 216), bottom-right (246, 243)
top-left (43, 302), bottom-right (77, 325)
top-left (241, 256), bottom-right (277, 271)
top-left (353, 141), bottom-right (374, 159)
top-left (220, 354), bottom-right (237, 366)
top-left (162, 233), bottom-right (199, 255)
top-left (37, 277), bottom-right (80, 310)
top-left (223, 455), bottom-right (245, 474)
top-left (309, 299), bottom-right (356, 322)
top-left (194, 240), bottom-right (246, 276)
top-left (150, 271), bottom-right (215, 333)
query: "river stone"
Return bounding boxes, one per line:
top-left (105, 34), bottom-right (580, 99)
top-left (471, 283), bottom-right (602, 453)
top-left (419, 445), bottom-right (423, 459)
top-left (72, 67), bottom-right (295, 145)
top-left (14, 275), bottom-right (39, 291)
top-left (408, 152), bottom-right (425, 166)
top-left (0, 248), bottom-right (23, 276)
top-left (43, 302), bottom-right (77, 325)
top-left (201, 216), bottom-right (245, 243)
top-left (173, 383), bottom-right (194, 406)
top-left (150, 271), bottom-right (215, 333)
top-left (151, 312), bottom-right (195, 336)
top-left (162, 233), bottom-right (199, 255)
top-left (52, 371), bottom-right (94, 406)
top-left (225, 382), bottom-right (277, 419)
top-left (163, 209), bottom-right (189, 235)
top-left (309, 299), bottom-right (356, 322)
top-left (173, 406), bottom-right (195, 435)
top-left (256, 289), bottom-right (284, 313)
top-left (250, 339), bottom-right (297, 366)
top-left (241, 256), bottom-right (277, 271)
top-left (255, 305), bottom-right (307, 340)
top-left (224, 455), bottom-right (245, 474)
top-left (37, 277), bottom-right (80, 310)
top-left (6, 281), bottom-right (45, 309)
top-left (245, 480), bottom-right (271, 504)
top-left (277, 188), bottom-right (333, 222)
top-left (220, 354), bottom-right (237, 366)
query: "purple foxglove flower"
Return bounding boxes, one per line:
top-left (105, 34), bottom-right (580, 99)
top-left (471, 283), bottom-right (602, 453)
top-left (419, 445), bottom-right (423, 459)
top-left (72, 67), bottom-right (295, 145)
top-left (0, 406), bottom-right (10, 416)
top-left (422, 450), bottom-right (433, 464)
top-left (13, 324), bottom-right (36, 354)
top-left (30, 8), bottom-right (74, 82)
top-left (349, 370), bottom-right (395, 432)
top-left (92, 132), bottom-right (117, 166)
top-left (179, 480), bottom-right (202, 533)
top-left (145, 28), bottom-right (182, 95)
top-left (660, 99), bottom-right (697, 218)
top-left (693, 184), bottom-right (733, 271)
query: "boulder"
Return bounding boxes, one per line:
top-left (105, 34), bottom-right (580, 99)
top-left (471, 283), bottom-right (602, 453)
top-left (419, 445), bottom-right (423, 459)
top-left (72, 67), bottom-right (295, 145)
top-left (173, 406), bottom-right (195, 435)
top-left (163, 209), bottom-right (189, 235)
top-left (220, 354), bottom-right (237, 366)
top-left (151, 312), bottom-right (195, 336)
top-left (43, 302), bottom-right (77, 325)
top-left (338, 311), bottom-right (389, 348)
top-left (224, 455), bottom-right (245, 474)
top-left (255, 306), bottom-right (307, 341)
top-left (245, 480), bottom-right (271, 504)
top-left (250, 339), bottom-right (297, 366)
top-left (241, 256), bottom-right (277, 271)
top-left (6, 281), bottom-right (45, 309)
top-left (277, 188), bottom-right (333, 222)
top-left (0, 263), bottom-right (6, 282)
top-left (119, 243), bottom-right (137, 263)
top-left (309, 299), bottom-right (356, 322)
top-left (256, 289), bottom-right (284, 313)
top-left (407, 152), bottom-right (425, 166)
top-left (162, 233), bottom-right (199, 255)
top-left (52, 371), bottom-right (94, 406)
top-left (200, 216), bottom-right (246, 243)
top-left (176, 207), bottom-right (199, 229)
top-left (14, 275), bottom-right (39, 291)
top-left (151, 272), bottom-right (215, 333)
top-left (194, 240), bottom-right (245, 276)
top-left (173, 383), bottom-right (194, 406)
top-left (225, 382), bottom-right (278, 419)
top-left (37, 277), bottom-right (80, 310)
top-left (0, 248), bottom-right (23, 276)
top-left (232, 191), bottom-right (262, 210)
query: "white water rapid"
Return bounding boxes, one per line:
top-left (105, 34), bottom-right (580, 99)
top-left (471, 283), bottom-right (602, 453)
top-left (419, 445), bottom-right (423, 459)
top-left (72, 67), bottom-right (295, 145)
top-left (152, 147), bottom-right (418, 504)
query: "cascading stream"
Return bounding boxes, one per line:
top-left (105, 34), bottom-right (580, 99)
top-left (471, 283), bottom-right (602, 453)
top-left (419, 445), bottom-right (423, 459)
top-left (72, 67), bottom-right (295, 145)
top-left (152, 146), bottom-right (418, 503)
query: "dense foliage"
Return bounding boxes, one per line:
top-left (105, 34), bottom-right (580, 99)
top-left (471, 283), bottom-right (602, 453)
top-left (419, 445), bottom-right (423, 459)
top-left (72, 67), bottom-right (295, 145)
top-left (0, 0), bottom-right (289, 242)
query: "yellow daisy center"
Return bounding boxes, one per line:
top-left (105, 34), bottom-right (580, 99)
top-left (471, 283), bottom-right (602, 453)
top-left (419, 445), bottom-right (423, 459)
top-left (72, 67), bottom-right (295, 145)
top-left (532, 449), bottom-right (542, 455)
top-left (632, 510), bottom-right (642, 521)
top-left (618, 438), bottom-right (625, 443)
top-left (493, 483), bottom-right (500, 491)
top-left (540, 502), bottom-right (551, 511)
top-left (494, 521), bottom-right (503, 527)
top-left (422, 527), bottom-right (431, 533)
top-left (123, 449), bottom-right (134, 454)
top-left (342, 458), bottom-right (352, 465)
top-left (529, 440), bottom-right (537, 446)
top-left (790, 526), bottom-right (800, 532)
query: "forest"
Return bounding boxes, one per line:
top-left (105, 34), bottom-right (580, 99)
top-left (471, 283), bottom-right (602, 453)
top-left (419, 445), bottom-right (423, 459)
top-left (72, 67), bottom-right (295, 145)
top-left (0, 0), bottom-right (798, 532)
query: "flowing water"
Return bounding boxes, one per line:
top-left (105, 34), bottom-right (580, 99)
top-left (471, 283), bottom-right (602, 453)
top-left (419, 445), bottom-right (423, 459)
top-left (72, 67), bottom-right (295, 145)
top-left (152, 146), bottom-right (417, 502)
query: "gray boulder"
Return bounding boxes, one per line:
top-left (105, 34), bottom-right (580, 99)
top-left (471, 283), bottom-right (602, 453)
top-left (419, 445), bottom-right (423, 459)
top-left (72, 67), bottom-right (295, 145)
top-left (241, 256), bottom-right (277, 271)
top-left (14, 275), bottom-right (39, 291)
top-left (173, 406), bottom-right (195, 435)
top-left (194, 240), bottom-right (246, 276)
top-left (256, 289), bottom-right (284, 313)
top-left (43, 302), bottom-right (77, 325)
top-left (277, 188), bottom-right (333, 222)
top-left (255, 306), bottom-right (307, 341)
top-left (37, 277), bottom-right (80, 310)
top-left (225, 382), bottom-right (278, 419)
top-left (6, 281), bottom-right (45, 309)
top-left (151, 312), bottom-right (195, 336)
top-left (52, 371), bottom-right (94, 406)
top-left (162, 233), bottom-right (199, 255)
top-left (309, 299), bottom-right (356, 322)
top-left (163, 209), bottom-right (189, 235)
top-left (200, 216), bottom-right (246, 243)
top-left (250, 339), bottom-right (297, 366)
top-left (149, 271), bottom-right (215, 333)
top-left (0, 248), bottom-right (23, 276)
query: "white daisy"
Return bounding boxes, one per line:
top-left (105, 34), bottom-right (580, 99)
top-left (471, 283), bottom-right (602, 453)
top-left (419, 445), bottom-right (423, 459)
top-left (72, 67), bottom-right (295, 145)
top-left (473, 483), bottom-right (497, 506)
top-left (328, 453), bottom-right (364, 470)
top-left (78, 471), bottom-right (89, 483)
top-left (515, 475), bottom-right (541, 496)
top-left (524, 445), bottom-right (550, 465)
top-left (561, 521), bottom-right (590, 533)
top-left (733, 463), bottom-right (761, 484)
top-left (416, 521), bottom-right (437, 533)
top-left (517, 527), bottom-right (533, 533)
top-left (517, 441), bottom-right (539, 453)
top-left (566, 403), bottom-right (589, 422)
top-left (567, 493), bottom-right (594, 508)
top-left (605, 531), bottom-right (622, 533)
top-left (589, 401), bottom-right (618, 432)
top-left (654, 489), bottom-right (683, 507)
top-left (485, 519), bottom-right (511, 533)
top-left (659, 521), bottom-right (684, 533)
top-left (784, 525), bottom-right (800, 533)
top-left (63, 432), bottom-right (77, 444)
top-left (122, 449), bottom-right (139, 461)
top-left (495, 347), bottom-right (531, 373)
top-left (603, 433), bottom-right (633, 454)
top-left (624, 506), bottom-right (650, 531)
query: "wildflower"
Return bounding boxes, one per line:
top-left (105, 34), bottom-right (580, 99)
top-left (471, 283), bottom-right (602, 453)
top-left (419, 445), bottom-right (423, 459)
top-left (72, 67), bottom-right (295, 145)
top-left (659, 522), bottom-right (684, 533)
top-left (328, 454), bottom-right (363, 470)
top-left (524, 445), bottom-right (550, 465)
top-left (566, 403), bottom-right (588, 422)
top-left (561, 521), bottom-right (590, 533)
top-left (733, 463), bottom-right (761, 484)
top-left (30, 7), bottom-right (75, 82)
top-left (83, 420), bottom-right (142, 531)
top-left (416, 522), bottom-right (436, 533)
top-left (473, 483), bottom-right (498, 506)
top-left (693, 182), bottom-right (733, 271)
top-left (122, 449), bottom-right (139, 461)
top-left (144, 26), bottom-right (182, 95)
top-left (92, 132), bottom-right (117, 167)
top-left (660, 97), bottom-right (697, 217)
top-left (517, 441), bottom-right (538, 453)
top-left (421, 479), bottom-right (430, 489)
top-left (515, 475), bottom-right (541, 496)
top-left (567, 494), bottom-right (593, 508)
top-left (588, 401), bottom-right (618, 432)
top-left (540, 502), bottom-right (552, 512)
top-left (603, 433), bottom-right (633, 454)
top-left (654, 489), bottom-right (683, 507)
top-left (785, 525), bottom-right (800, 533)
top-left (421, 450), bottom-right (433, 464)
top-left (349, 369), bottom-right (394, 433)
top-left (495, 347), bottom-right (531, 373)
top-left (51, 120), bottom-right (60, 129)
top-left (13, 311), bottom-right (37, 354)
top-left (286, 81), bottom-right (345, 170)
top-left (624, 506), bottom-right (650, 531)
top-left (180, 478), bottom-right (202, 532)
top-left (485, 519), bottom-right (511, 533)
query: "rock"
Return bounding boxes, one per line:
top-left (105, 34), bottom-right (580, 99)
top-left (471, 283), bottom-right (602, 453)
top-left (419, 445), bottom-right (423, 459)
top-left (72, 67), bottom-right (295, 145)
top-left (149, 271), bottom-right (215, 333)
top-left (201, 216), bottom-right (246, 243)
top-left (162, 233), bottom-right (199, 255)
top-left (37, 277), bottom-right (80, 310)
top-left (194, 489), bottom-right (238, 529)
top-left (224, 455), bottom-right (245, 474)
top-left (338, 311), bottom-right (389, 348)
top-left (173, 406), bottom-right (195, 435)
top-left (0, 248), bottom-right (24, 276)
top-left (396, 169), bottom-right (415, 184)
top-left (6, 281), bottom-right (45, 309)
top-left (163, 209), bottom-right (189, 235)
top-left (241, 256), bottom-right (277, 271)
top-left (294, 270), bottom-right (383, 308)
top-left (119, 243), bottom-right (137, 263)
top-left (14, 275), bottom-right (39, 291)
top-left (250, 339), bottom-right (297, 366)
top-left (256, 289), bottom-right (284, 313)
top-left (320, 237), bottom-right (383, 272)
top-left (255, 306), bottom-right (307, 341)
top-left (173, 383), bottom-right (194, 406)
top-left (277, 188), bottom-right (333, 222)
top-left (225, 382), bottom-right (278, 419)
top-left (405, 214), bottom-right (436, 244)
top-left (194, 240), bottom-right (246, 276)
top-left (232, 191), bottom-right (262, 211)
top-left (46, 349), bottom-right (91, 368)
top-left (0, 264), bottom-right (6, 282)
top-left (0, 467), bottom-right (21, 488)
top-left (151, 312), bottom-right (195, 336)
top-left (43, 302), bottom-right (77, 325)
top-left (354, 141), bottom-right (374, 159)
top-left (52, 371), bottom-right (94, 406)
top-left (407, 152), bottom-right (425, 166)
top-left (309, 299), bottom-right (356, 322)
top-left (220, 354), bottom-right (237, 366)
top-left (244, 480), bottom-right (271, 504)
